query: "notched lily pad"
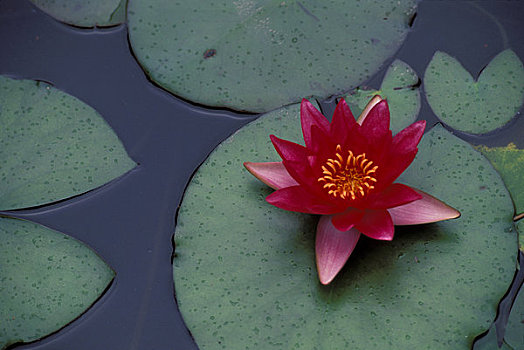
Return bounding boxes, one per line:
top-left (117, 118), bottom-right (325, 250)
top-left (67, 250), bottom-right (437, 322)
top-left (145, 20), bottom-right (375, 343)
top-left (0, 217), bottom-right (114, 348)
top-left (29, 0), bottom-right (126, 27)
top-left (128, 0), bottom-right (416, 112)
top-left (476, 143), bottom-right (524, 218)
top-left (343, 59), bottom-right (421, 134)
top-left (0, 75), bottom-right (136, 210)
top-left (173, 99), bottom-right (516, 349)
top-left (424, 50), bottom-right (524, 134)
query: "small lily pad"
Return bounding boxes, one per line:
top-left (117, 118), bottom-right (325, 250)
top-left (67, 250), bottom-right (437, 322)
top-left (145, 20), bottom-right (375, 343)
top-left (424, 50), bottom-right (524, 134)
top-left (343, 59), bottom-right (421, 134)
top-left (0, 217), bottom-right (114, 348)
top-left (173, 101), bottom-right (516, 349)
top-left (128, 0), bottom-right (416, 112)
top-left (476, 143), bottom-right (524, 218)
top-left (504, 279), bottom-right (524, 348)
top-left (0, 76), bottom-right (136, 210)
top-left (29, 0), bottom-right (126, 27)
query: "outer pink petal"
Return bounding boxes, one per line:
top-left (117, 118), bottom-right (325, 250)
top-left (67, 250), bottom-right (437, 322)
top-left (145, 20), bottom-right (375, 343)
top-left (388, 188), bottom-right (460, 225)
top-left (365, 183), bottom-right (422, 209)
top-left (270, 134), bottom-right (309, 162)
top-left (356, 95), bottom-right (383, 125)
top-left (301, 99), bottom-right (330, 148)
top-left (316, 215), bottom-right (361, 285)
top-left (243, 162), bottom-right (298, 190)
top-left (359, 100), bottom-right (391, 142)
top-left (355, 209), bottom-right (395, 241)
top-left (266, 185), bottom-right (340, 214)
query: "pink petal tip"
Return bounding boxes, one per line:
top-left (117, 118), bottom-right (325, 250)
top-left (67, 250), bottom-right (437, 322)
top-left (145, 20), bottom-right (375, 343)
top-left (316, 215), bottom-right (361, 285)
top-left (243, 161), bottom-right (298, 190)
top-left (388, 188), bottom-right (461, 225)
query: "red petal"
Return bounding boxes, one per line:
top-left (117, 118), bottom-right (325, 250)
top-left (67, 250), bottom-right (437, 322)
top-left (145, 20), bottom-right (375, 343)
top-left (300, 99), bottom-right (330, 148)
top-left (388, 188), bottom-right (461, 225)
top-left (355, 209), bottom-right (395, 241)
top-left (376, 149), bottom-right (418, 188)
top-left (266, 185), bottom-right (340, 214)
top-left (356, 95), bottom-right (383, 125)
top-left (270, 134), bottom-right (309, 162)
top-left (359, 100), bottom-right (391, 142)
top-left (316, 215), bottom-right (361, 285)
top-left (391, 120), bottom-right (426, 154)
top-left (331, 208), bottom-right (365, 231)
top-left (243, 162), bottom-right (298, 190)
top-left (365, 183), bottom-right (422, 209)
top-left (331, 99), bottom-right (356, 142)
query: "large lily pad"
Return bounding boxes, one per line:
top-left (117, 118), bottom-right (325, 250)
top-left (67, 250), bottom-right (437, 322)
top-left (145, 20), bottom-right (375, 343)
top-left (476, 143), bottom-right (524, 218)
top-left (173, 102), bottom-right (516, 349)
top-left (0, 217), bottom-right (114, 348)
top-left (0, 76), bottom-right (135, 210)
top-left (128, 0), bottom-right (416, 112)
top-left (343, 59), bottom-right (420, 134)
top-left (424, 50), bottom-right (524, 134)
top-left (29, 0), bottom-right (126, 27)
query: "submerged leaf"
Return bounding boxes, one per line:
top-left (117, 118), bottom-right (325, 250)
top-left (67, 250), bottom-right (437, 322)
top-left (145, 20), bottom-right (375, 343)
top-left (0, 217), bottom-right (114, 348)
top-left (29, 0), bottom-right (126, 27)
top-left (424, 50), bottom-right (524, 134)
top-left (0, 76), bottom-right (136, 210)
top-left (504, 279), bottom-right (524, 348)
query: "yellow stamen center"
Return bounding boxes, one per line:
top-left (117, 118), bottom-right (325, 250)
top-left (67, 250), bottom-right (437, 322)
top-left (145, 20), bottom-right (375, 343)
top-left (318, 145), bottom-right (378, 200)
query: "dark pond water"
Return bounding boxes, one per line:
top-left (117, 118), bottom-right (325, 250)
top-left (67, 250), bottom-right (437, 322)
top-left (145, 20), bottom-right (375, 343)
top-left (0, 0), bottom-right (523, 349)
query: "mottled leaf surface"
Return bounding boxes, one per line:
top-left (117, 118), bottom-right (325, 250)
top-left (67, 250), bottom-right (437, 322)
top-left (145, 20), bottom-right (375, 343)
top-left (173, 101), bottom-right (516, 349)
top-left (29, 0), bottom-right (126, 27)
top-left (424, 50), bottom-right (524, 134)
top-left (128, 0), bottom-right (416, 112)
top-left (0, 217), bottom-right (114, 348)
top-left (344, 60), bottom-right (420, 134)
top-left (0, 76), bottom-right (136, 210)
top-left (476, 143), bottom-right (524, 218)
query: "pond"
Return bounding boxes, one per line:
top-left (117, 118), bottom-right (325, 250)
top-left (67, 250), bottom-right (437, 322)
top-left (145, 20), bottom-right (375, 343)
top-left (0, 0), bottom-right (523, 349)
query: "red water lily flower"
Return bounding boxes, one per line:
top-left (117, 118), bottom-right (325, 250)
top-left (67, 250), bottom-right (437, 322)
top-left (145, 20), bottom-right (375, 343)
top-left (244, 97), bottom-right (460, 285)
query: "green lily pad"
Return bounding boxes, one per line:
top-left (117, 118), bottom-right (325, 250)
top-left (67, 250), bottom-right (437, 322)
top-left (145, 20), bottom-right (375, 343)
top-left (0, 217), bottom-right (114, 348)
top-left (0, 76), bottom-right (136, 210)
top-left (343, 59), bottom-right (420, 134)
top-left (517, 220), bottom-right (524, 253)
top-left (29, 0), bottom-right (126, 27)
top-left (475, 143), bottom-right (524, 218)
top-left (128, 0), bottom-right (416, 112)
top-left (173, 101), bottom-right (516, 349)
top-left (505, 281), bottom-right (524, 349)
top-left (424, 50), bottom-right (524, 134)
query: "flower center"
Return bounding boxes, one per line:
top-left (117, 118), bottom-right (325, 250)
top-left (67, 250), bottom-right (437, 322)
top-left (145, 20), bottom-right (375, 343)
top-left (318, 145), bottom-right (378, 200)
